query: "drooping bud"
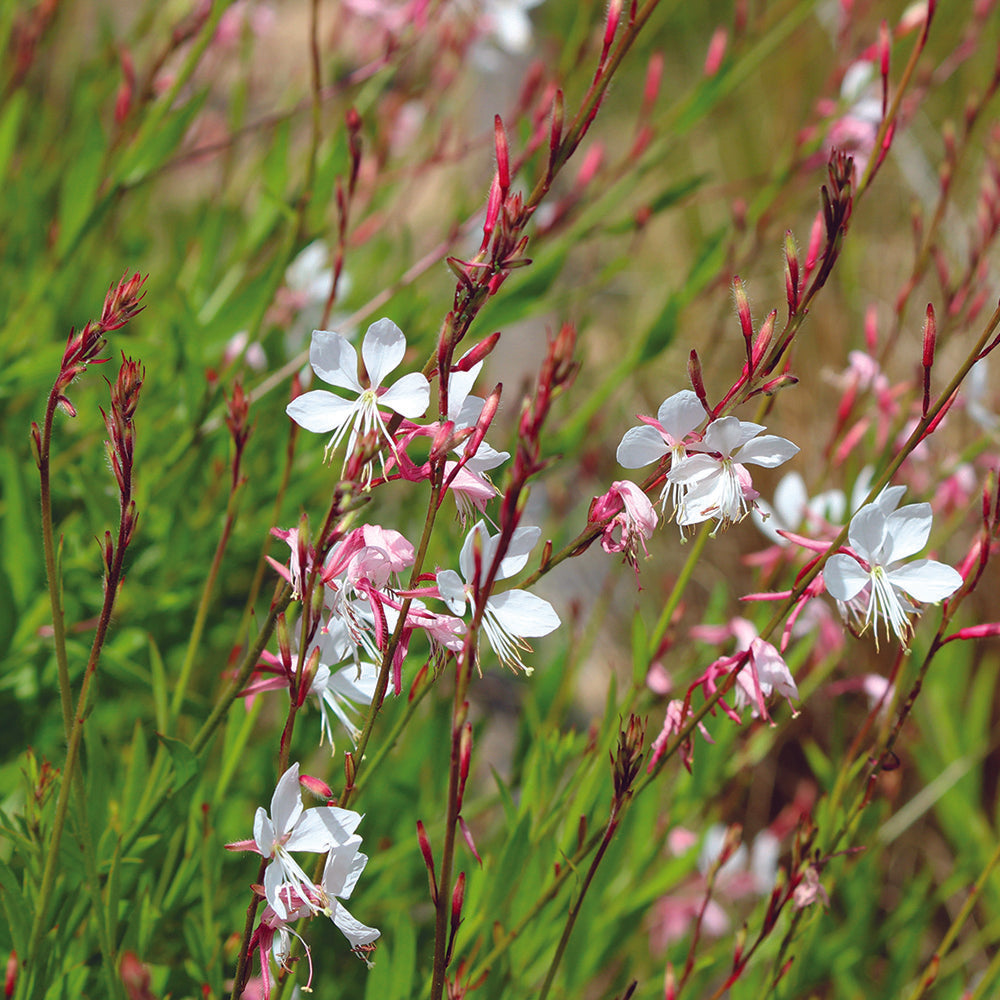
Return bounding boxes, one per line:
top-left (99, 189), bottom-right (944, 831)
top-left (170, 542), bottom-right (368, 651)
top-left (416, 820), bottom-right (438, 903)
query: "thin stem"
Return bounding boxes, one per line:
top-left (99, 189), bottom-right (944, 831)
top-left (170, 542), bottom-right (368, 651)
top-left (171, 479), bottom-right (245, 722)
top-left (904, 835), bottom-right (1000, 1000)
top-left (36, 393), bottom-right (73, 740)
top-left (537, 810), bottom-right (622, 1000)
top-left (24, 464), bottom-right (135, 983)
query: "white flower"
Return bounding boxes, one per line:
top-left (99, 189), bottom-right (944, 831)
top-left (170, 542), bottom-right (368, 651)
top-left (234, 764), bottom-right (366, 921)
top-left (286, 319), bottom-right (430, 479)
top-left (751, 472), bottom-right (845, 544)
top-left (310, 658), bottom-right (378, 748)
top-left (667, 417), bottom-right (799, 530)
top-left (824, 499), bottom-right (962, 646)
top-left (436, 521), bottom-right (560, 672)
top-left (616, 390), bottom-right (705, 518)
top-left (315, 834), bottom-right (381, 949)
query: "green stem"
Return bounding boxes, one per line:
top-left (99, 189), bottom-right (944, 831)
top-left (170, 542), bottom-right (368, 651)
top-left (36, 393), bottom-right (73, 740)
top-left (537, 811), bottom-right (622, 1000)
top-left (171, 480), bottom-right (245, 722)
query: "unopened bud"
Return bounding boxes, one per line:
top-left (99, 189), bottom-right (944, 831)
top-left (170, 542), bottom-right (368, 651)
top-left (454, 332), bottom-right (501, 371)
top-left (299, 771), bottom-right (334, 800)
top-left (548, 89), bottom-right (564, 167)
top-left (416, 820), bottom-right (438, 902)
top-left (784, 230), bottom-right (800, 314)
top-left (703, 26), bottom-right (727, 76)
top-left (687, 350), bottom-right (709, 410)
top-left (494, 115), bottom-right (510, 194)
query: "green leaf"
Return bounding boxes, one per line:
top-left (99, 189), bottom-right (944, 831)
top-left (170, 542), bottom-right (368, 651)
top-left (55, 127), bottom-right (108, 257)
top-left (156, 733), bottom-right (199, 793)
top-left (0, 857), bottom-right (28, 953)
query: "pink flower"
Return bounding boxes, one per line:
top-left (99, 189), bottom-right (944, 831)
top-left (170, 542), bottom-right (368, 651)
top-left (691, 618), bottom-right (799, 723)
top-left (590, 480), bottom-right (658, 571)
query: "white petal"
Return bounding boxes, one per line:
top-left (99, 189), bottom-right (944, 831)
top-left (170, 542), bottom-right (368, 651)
top-left (497, 525), bottom-right (542, 579)
top-left (616, 425), bottom-right (668, 468)
top-left (888, 560), bottom-right (962, 602)
top-left (735, 434), bottom-right (799, 468)
top-left (379, 372), bottom-right (431, 418)
top-left (286, 390), bottom-right (357, 434)
top-left (487, 589), bottom-right (560, 637)
top-left (437, 569), bottom-right (468, 616)
top-left (447, 364), bottom-right (483, 423)
top-left (270, 764), bottom-right (303, 835)
top-left (457, 522), bottom-right (488, 584)
top-left (882, 504), bottom-right (933, 564)
top-left (823, 554), bottom-right (870, 601)
top-left (332, 901), bottom-right (381, 947)
top-left (311, 330), bottom-right (362, 392)
top-left (361, 318), bottom-right (406, 388)
top-left (263, 860), bottom-right (290, 918)
top-left (656, 390), bottom-right (705, 439)
top-left (667, 453), bottom-right (718, 489)
top-left (702, 417), bottom-right (763, 456)
top-left (847, 503), bottom-right (887, 561)
top-left (322, 840), bottom-right (368, 899)
top-left (328, 661), bottom-right (378, 703)
top-left (254, 807), bottom-right (275, 856)
top-left (771, 473), bottom-right (809, 528)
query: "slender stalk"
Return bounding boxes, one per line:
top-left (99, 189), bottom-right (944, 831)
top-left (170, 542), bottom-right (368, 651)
top-left (36, 392), bottom-right (74, 740)
top-left (536, 809), bottom-right (622, 1000)
top-left (904, 835), bottom-right (1000, 1000)
top-left (171, 479), bottom-right (246, 721)
top-left (24, 465), bottom-right (135, 985)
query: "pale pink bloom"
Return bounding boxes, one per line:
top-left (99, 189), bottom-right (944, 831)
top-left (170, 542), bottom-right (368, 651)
top-left (436, 521), bottom-right (559, 673)
top-left (223, 330), bottom-right (267, 372)
top-left (284, 240), bottom-right (338, 308)
top-left (825, 61), bottom-right (882, 180)
top-left (590, 480), bottom-right (658, 569)
top-left (793, 866), bottom-right (830, 910)
top-left (824, 497), bottom-right (962, 647)
top-left (965, 360), bottom-right (998, 432)
top-left (617, 389), bottom-right (705, 519)
top-left (651, 824), bottom-right (779, 949)
top-left (648, 698), bottom-right (713, 772)
top-left (645, 661), bottom-right (672, 696)
top-left (696, 618), bottom-right (799, 722)
top-left (287, 320), bottom-right (430, 481)
top-left (668, 417), bottom-right (799, 531)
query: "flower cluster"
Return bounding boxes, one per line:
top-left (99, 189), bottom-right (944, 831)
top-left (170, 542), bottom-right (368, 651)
top-left (226, 764), bottom-right (379, 997)
top-left (615, 390), bottom-right (799, 535)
